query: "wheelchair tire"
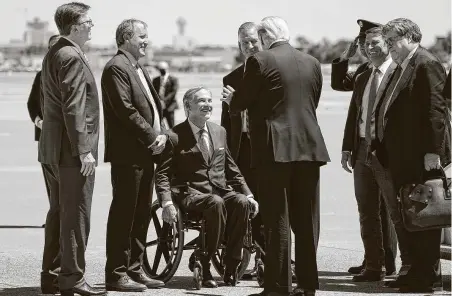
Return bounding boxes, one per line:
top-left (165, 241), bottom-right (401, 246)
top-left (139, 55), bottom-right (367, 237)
top-left (211, 247), bottom-right (251, 280)
top-left (143, 200), bottom-right (184, 283)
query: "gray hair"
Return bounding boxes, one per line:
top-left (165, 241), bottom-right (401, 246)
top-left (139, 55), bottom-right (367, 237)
top-left (258, 16), bottom-right (290, 43)
top-left (116, 19), bottom-right (148, 47)
top-left (183, 86), bottom-right (211, 116)
top-left (382, 18), bottom-right (422, 43)
top-left (238, 22), bottom-right (258, 37)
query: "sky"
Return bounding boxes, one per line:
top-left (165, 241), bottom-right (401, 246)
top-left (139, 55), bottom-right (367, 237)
top-left (0, 0), bottom-right (450, 47)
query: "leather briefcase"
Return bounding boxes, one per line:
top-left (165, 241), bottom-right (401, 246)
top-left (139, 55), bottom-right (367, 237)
top-left (398, 168), bottom-right (451, 232)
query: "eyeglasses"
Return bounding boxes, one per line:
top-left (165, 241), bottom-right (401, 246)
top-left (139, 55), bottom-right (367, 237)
top-left (78, 20), bottom-right (93, 26)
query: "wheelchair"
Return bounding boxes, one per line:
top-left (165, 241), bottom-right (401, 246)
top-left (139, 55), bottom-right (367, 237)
top-left (142, 199), bottom-right (257, 289)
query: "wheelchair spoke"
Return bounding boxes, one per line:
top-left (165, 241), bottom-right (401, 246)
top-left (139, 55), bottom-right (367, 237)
top-left (145, 239), bottom-right (158, 247)
top-left (151, 245), bottom-right (163, 274)
top-left (152, 211), bottom-right (162, 235)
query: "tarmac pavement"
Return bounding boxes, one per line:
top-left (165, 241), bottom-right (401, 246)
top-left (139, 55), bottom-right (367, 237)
top-left (0, 72), bottom-right (450, 295)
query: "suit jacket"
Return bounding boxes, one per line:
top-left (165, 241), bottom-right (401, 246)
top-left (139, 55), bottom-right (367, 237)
top-left (155, 119), bottom-right (251, 205)
top-left (342, 61), bottom-right (398, 167)
top-left (39, 37), bottom-right (100, 166)
top-left (375, 47), bottom-right (450, 189)
top-left (101, 49), bottom-right (165, 167)
top-left (331, 58), bottom-right (371, 91)
top-left (230, 41), bottom-right (330, 168)
top-left (27, 70), bottom-right (43, 141)
top-left (220, 64), bottom-right (245, 161)
top-left (152, 75), bottom-right (179, 112)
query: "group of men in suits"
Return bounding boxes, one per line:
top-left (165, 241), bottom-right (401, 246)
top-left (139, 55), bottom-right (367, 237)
top-left (335, 18), bottom-right (451, 293)
top-left (221, 17), bottom-right (330, 296)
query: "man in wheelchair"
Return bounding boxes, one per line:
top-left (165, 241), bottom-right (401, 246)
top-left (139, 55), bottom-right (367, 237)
top-left (155, 86), bottom-right (259, 288)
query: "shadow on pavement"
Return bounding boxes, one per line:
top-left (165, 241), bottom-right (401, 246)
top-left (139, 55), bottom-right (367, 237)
top-left (0, 286), bottom-right (43, 296)
top-left (318, 270), bottom-right (451, 293)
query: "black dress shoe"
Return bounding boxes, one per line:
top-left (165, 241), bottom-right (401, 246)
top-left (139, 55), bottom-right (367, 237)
top-left (385, 264), bottom-right (396, 276)
top-left (60, 282), bottom-right (106, 296)
top-left (41, 273), bottom-right (59, 294)
top-left (242, 265), bottom-right (258, 279)
top-left (202, 269), bottom-right (218, 288)
top-left (128, 270), bottom-right (165, 288)
top-left (398, 284), bottom-right (434, 293)
top-left (223, 259), bottom-right (240, 286)
top-left (347, 264), bottom-right (364, 275)
top-left (352, 269), bottom-right (385, 282)
top-left (106, 275), bottom-right (147, 292)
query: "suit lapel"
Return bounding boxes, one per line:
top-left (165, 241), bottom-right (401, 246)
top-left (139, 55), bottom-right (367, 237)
top-left (385, 57), bottom-right (416, 114)
top-left (373, 61), bottom-right (398, 112)
top-left (181, 120), bottom-right (206, 164)
top-left (207, 121), bottom-right (220, 152)
top-left (60, 38), bottom-right (94, 78)
top-left (355, 69), bottom-right (372, 106)
top-left (141, 66), bottom-right (163, 116)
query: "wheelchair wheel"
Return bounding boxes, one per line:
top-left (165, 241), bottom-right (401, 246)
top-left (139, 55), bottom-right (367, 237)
top-left (143, 200), bottom-right (184, 283)
top-left (211, 246), bottom-right (251, 280)
top-left (256, 259), bottom-right (264, 287)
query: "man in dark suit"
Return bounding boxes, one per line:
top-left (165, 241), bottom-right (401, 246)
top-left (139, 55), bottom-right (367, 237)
top-left (27, 34), bottom-right (60, 209)
top-left (39, 3), bottom-right (105, 296)
top-left (333, 19), bottom-right (398, 276)
top-left (155, 87), bottom-right (259, 288)
top-left (152, 61), bottom-right (179, 128)
top-left (101, 19), bottom-right (167, 292)
top-left (341, 26), bottom-right (399, 282)
top-left (221, 21), bottom-right (265, 278)
top-left (224, 16), bottom-right (330, 296)
top-left (375, 18), bottom-right (450, 293)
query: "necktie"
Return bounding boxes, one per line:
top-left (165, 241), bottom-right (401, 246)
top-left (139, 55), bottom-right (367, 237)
top-left (136, 65), bottom-right (161, 133)
top-left (159, 76), bottom-right (166, 98)
top-left (377, 65), bottom-right (402, 141)
top-left (198, 129), bottom-right (211, 163)
top-left (365, 68), bottom-right (380, 143)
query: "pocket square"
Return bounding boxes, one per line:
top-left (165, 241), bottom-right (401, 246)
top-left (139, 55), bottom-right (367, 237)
top-left (218, 147), bottom-right (225, 150)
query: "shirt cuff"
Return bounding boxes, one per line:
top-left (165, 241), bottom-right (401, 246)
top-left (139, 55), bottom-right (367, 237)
top-left (34, 116), bottom-right (42, 126)
top-left (246, 194), bottom-right (254, 199)
top-left (162, 201), bottom-right (173, 208)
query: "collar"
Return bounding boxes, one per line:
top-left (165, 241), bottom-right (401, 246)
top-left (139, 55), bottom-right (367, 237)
top-left (161, 73), bottom-right (169, 80)
top-left (61, 36), bottom-right (83, 53)
top-left (373, 56), bottom-right (393, 74)
top-left (118, 48), bottom-right (139, 68)
top-left (400, 45), bottom-right (419, 70)
top-left (188, 118), bottom-right (208, 136)
top-left (269, 39), bottom-right (288, 48)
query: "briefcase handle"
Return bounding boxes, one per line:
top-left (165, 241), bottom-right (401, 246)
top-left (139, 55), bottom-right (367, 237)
top-left (422, 166), bottom-right (451, 200)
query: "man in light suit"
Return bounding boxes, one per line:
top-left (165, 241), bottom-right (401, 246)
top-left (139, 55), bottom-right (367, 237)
top-left (101, 18), bottom-right (167, 292)
top-left (221, 21), bottom-right (265, 278)
top-left (39, 3), bottom-right (105, 296)
top-left (224, 17), bottom-right (330, 296)
top-left (375, 18), bottom-right (450, 293)
top-left (333, 20), bottom-right (398, 276)
top-left (341, 26), bottom-right (398, 282)
top-left (152, 61), bottom-right (179, 128)
top-left (155, 87), bottom-right (259, 288)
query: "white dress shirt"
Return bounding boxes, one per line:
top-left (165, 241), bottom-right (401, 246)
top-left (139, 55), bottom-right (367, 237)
top-left (136, 67), bottom-right (161, 134)
top-left (359, 57), bottom-right (393, 138)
